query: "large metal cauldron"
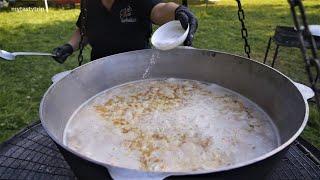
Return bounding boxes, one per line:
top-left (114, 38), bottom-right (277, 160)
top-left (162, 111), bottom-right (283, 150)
top-left (40, 48), bottom-right (309, 179)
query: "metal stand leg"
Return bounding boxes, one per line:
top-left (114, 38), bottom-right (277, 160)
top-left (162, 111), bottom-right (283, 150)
top-left (182, 0), bottom-right (188, 6)
top-left (271, 45), bottom-right (280, 68)
top-left (288, 0), bottom-right (320, 110)
top-left (263, 37), bottom-right (272, 64)
top-left (311, 83), bottom-right (320, 109)
top-left (206, 0), bottom-right (208, 9)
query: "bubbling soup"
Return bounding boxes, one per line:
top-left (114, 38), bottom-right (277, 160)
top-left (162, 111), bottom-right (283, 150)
top-left (63, 78), bottom-right (279, 172)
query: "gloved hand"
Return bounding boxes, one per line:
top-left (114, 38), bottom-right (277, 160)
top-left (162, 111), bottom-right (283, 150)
top-left (52, 44), bottom-right (73, 64)
top-left (175, 5), bottom-right (198, 46)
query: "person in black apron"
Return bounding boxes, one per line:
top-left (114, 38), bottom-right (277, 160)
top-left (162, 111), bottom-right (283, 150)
top-left (52, 0), bottom-right (198, 63)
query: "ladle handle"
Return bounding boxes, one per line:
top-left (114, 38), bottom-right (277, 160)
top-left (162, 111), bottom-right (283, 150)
top-left (13, 52), bottom-right (55, 57)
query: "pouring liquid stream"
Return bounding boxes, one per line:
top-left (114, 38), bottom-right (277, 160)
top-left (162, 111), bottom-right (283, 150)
top-left (142, 49), bottom-right (160, 79)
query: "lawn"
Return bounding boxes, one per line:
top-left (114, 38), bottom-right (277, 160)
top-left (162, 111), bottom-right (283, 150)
top-left (0, 0), bottom-right (319, 147)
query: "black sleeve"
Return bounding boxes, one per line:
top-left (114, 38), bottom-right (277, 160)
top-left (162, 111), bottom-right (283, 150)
top-left (76, 13), bottom-right (81, 28)
top-left (134, 0), bottom-right (163, 19)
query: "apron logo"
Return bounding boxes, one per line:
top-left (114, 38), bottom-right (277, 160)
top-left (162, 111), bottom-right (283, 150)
top-left (120, 5), bottom-right (137, 23)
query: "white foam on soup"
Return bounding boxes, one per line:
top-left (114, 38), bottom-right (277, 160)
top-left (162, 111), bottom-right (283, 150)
top-left (63, 78), bottom-right (280, 172)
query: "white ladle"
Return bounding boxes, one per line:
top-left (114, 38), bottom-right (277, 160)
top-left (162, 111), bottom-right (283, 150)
top-left (0, 49), bottom-right (55, 61)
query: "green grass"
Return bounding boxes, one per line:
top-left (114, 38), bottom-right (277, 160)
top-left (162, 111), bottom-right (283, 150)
top-left (0, 0), bottom-right (319, 147)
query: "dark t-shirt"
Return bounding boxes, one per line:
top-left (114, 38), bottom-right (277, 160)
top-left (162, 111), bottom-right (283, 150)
top-left (77, 0), bottom-right (162, 60)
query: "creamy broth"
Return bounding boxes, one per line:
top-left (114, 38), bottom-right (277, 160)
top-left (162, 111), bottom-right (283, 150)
top-left (63, 78), bottom-right (279, 172)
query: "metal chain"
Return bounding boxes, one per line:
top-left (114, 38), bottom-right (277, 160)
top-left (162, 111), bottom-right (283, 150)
top-left (77, 0), bottom-right (88, 66)
top-left (235, 0), bottom-right (251, 59)
top-left (288, 0), bottom-right (320, 109)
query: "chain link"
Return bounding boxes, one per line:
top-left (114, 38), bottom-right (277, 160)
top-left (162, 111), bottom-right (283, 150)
top-left (235, 0), bottom-right (251, 59)
top-left (77, 0), bottom-right (87, 66)
top-left (77, 33), bottom-right (84, 66)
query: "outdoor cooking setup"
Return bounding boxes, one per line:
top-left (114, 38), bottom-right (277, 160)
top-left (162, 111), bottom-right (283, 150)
top-left (0, 0), bottom-right (320, 179)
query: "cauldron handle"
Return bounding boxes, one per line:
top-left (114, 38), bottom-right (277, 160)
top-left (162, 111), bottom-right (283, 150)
top-left (51, 70), bottom-right (72, 84)
top-left (293, 82), bottom-right (315, 100)
top-left (105, 165), bottom-right (178, 180)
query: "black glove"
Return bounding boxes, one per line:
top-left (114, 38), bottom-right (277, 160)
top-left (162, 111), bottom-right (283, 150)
top-left (52, 44), bottom-right (73, 64)
top-left (175, 5), bottom-right (198, 46)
